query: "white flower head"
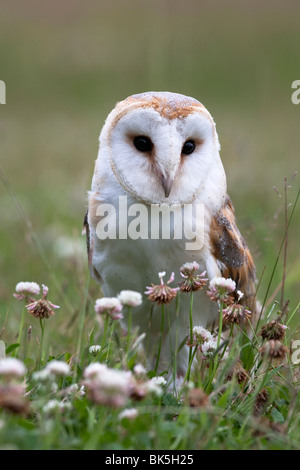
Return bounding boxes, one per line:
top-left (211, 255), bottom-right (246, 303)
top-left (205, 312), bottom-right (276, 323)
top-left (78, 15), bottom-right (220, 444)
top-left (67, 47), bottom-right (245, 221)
top-left (180, 261), bottom-right (200, 274)
top-left (209, 277), bottom-right (236, 292)
top-left (118, 290), bottom-right (143, 307)
top-left (15, 282), bottom-right (40, 296)
top-left (207, 277), bottom-right (236, 304)
top-left (133, 363), bottom-right (146, 377)
top-left (0, 358), bottom-right (27, 378)
top-left (45, 360), bottom-right (70, 377)
top-left (83, 364), bottom-right (134, 407)
top-left (118, 408), bottom-right (138, 421)
top-left (193, 326), bottom-right (213, 343)
top-left (32, 368), bottom-right (53, 383)
top-left (94, 297), bottom-right (123, 320)
top-left (201, 339), bottom-right (218, 357)
top-left (43, 399), bottom-right (72, 415)
top-left (83, 362), bottom-right (107, 379)
top-left (151, 376), bottom-right (167, 387)
top-left (89, 345), bottom-right (101, 356)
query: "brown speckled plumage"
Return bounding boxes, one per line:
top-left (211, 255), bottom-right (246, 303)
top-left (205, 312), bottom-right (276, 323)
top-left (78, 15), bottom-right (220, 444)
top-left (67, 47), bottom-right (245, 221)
top-left (210, 197), bottom-right (256, 315)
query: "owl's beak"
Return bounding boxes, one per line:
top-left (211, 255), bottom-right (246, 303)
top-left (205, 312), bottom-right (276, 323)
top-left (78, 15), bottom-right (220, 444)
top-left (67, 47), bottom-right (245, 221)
top-left (161, 174), bottom-right (174, 198)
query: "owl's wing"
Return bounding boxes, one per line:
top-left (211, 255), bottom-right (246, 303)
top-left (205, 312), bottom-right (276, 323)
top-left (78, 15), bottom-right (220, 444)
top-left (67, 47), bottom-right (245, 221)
top-left (82, 208), bottom-right (102, 282)
top-left (209, 196), bottom-right (256, 314)
top-left (82, 210), bottom-right (93, 270)
top-left (83, 189), bottom-right (105, 282)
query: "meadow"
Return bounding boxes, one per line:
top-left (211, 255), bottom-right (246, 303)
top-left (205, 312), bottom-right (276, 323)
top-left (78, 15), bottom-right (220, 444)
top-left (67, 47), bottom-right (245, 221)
top-left (0, 0), bottom-right (299, 450)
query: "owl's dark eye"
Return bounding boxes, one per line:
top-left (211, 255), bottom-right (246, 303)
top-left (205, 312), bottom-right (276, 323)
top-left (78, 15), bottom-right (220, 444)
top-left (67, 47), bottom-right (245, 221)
top-left (133, 135), bottom-right (153, 153)
top-left (182, 139), bottom-right (196, 155)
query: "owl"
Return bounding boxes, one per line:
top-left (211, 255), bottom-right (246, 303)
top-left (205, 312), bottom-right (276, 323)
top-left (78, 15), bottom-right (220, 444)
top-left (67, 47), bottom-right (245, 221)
top-left (84, 91), bottom-right (256, 380)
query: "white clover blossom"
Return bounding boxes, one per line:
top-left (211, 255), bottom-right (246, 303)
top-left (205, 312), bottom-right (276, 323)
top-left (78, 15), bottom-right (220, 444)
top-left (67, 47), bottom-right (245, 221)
top-left (83, 362), bottom-right (107, 379)
top-left (119, 408), bottom-right (138, 421)
top-left (151, 376), bottom-right (167, 387)
top-left (32, 368), bottom-right (53, 383)
top-left (133, 363), bottom-right (146, 376)
top-left (201, 339), bottom-right (218, 357)
top-left (206, 277), bottom-right (236, 304)
top-left (0, 358), bottom-right (27, 378)
top-left (43, 399), bottom-right (72, 414)
top-left (180, 261), bottom-right (200, 273)
top-left (118, 290), bottom-right (143, 307)
top-left (83, 363), bottom-right (134, 407)
top-left (144, 380), bottom-right (163, 397)
top-left (63, 383), bottom-right (86, 398)
top-left (15, 281), bottom-right (40, 295)
top-left (209, 277), bottom-right (236, 292)
top-left (14, 281), bottom-right (41, 301)
top-left (45, 360), bottom-right (70, 377)
top-left (89, 345), bottom-right (101, 356)
top-left (193, 326), bottom-right (213, 343)
top-left (179, 262), bottom-right (208, 292)
top-left (94, 297), bottom-right (123, 320)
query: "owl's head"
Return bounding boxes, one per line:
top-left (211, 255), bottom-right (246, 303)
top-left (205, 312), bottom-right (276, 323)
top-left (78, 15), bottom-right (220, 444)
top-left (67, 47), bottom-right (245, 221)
top-left (95, 91), bottom-right (226, 209)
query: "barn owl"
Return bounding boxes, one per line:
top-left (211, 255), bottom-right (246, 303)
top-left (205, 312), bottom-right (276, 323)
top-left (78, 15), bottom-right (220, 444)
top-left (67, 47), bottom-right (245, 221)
top-left (84, 91), bottom-right (256, 380)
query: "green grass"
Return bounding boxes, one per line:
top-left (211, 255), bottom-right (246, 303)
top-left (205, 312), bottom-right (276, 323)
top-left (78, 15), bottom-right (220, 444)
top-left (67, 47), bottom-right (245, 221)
top-left (0, 0), bottom-right (299, 450)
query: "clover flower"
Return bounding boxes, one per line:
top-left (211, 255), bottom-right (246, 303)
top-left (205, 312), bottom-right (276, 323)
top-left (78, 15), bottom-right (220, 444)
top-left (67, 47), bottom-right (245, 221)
top-left (206, 277), bottom-right (236, 304)
top-left (94, 297), bottom-right (123, 320)
top-left (222, 303), bottom-right (252, 325)
top-left (118, 408), bottom-right (139, 421)
top-left (45, 360), bottom-right (70, 378)
top-left (0, 383), bottom-right (29, 415)
top-left (259, 339), bottom-right (289, 360)
top-left (83, 363), bottom-right (134, 408)
top-left (260, 321), bottom-right (287, 341)
top-left (187, 388), bottom-right (209, 408)
top-left (226, 360), bottom-right (249, 384)
top-left (26, 284), bottom-right (60, 319)
top-left (151, 376), bottom-right (167, 387)
top-left (13, 281), bottom-right (40, 302)
top-left (89, 345), bottom-right (101, 356)
top-left (133, 363), bottom-right (147, 377)
top-left (193, 326), bottom-right (213, 343)
top-left (83, 362), bottom-right (107, 379)
top-left (118, 290), bottom-right (143, 307)
top-left (145, 271), bottom-right (178, 304)
top-left (0, 358), bottom-right (27, 379)
top-left (43, 399), bottom-right (72, 415)
top-left (201, 339), bottom-right (218, 357)
top-left (32, 368), bottom-right (53, 383)
top-left (179, 262), bottom-right (208, 292)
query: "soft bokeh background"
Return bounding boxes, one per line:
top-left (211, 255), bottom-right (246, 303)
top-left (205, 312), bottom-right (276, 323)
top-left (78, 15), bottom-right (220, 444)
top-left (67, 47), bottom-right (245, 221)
top-left (0, 0), bottom-right (299, 352)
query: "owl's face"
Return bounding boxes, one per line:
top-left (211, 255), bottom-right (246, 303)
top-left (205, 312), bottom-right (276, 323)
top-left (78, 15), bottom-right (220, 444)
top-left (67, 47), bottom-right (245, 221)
top-left (96, 92), bottom-right (226, 208)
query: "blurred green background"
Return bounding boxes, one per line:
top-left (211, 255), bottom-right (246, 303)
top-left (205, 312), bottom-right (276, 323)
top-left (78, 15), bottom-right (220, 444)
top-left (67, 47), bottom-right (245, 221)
top-left (0, 0), bottom-right (299, 352)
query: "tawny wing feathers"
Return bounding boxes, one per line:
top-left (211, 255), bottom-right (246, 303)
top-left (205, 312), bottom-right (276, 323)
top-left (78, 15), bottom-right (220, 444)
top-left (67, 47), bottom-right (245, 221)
top-left (210, 197), bottom-right (256, 314)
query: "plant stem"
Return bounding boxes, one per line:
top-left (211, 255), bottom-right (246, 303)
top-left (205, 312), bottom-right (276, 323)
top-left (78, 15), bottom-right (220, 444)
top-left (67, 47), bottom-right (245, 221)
top-left (205, 302), bottom-right (224, 392)
top-left (184, 346), bottom-right (197, 384)
top-left (38, 318), bottom-right (45, 368)
top-left (188, 291), bottom-right (194, 373)
top-left (101, 316), bottom-right (110, 355)
top-left (126, 306), bottom-right (132, 353)
top-left (14, 305), bottom-right (26, 358)
top-left (280, 177), bottom-right (288, 308)
top-left (76, 276), bottom-right (90, 371)
top-left (217, 302), bottom-right (223, 348)
top-left (155, 303), bottom-right (165, 373)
